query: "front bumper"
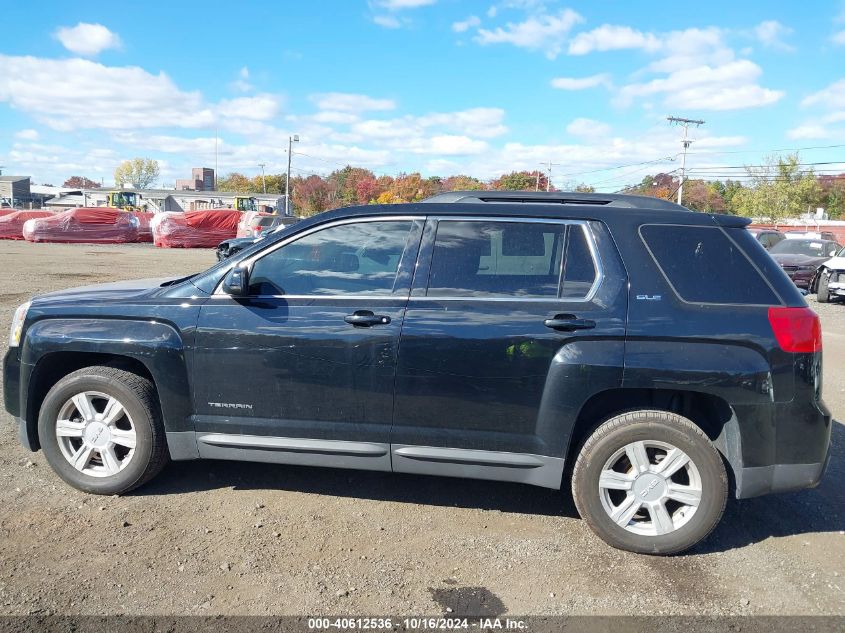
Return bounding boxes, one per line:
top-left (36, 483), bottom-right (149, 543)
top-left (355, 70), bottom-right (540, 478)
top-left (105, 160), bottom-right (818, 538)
top-left (828, 280), bottom-right (845, 297)
top-left (782, 269), bottom-right (816, 288)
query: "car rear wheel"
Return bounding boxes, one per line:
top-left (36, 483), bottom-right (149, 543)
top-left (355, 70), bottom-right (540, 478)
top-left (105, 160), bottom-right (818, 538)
top-left (37, 365), bottom-right (168, 495)
top-left (572, 410), bottom-right (727, 555)
top-left (817, 270), bottom-right (830, 303)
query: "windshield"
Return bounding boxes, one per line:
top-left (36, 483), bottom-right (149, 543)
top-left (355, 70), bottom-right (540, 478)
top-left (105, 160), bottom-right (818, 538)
top-left (769, 239), bottom-right (838, 257)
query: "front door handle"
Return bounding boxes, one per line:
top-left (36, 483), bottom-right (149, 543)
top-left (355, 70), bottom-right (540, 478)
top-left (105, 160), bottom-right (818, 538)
top-left (544, 314), bottom-right (596, 331)
top-left (344, 310), bottom-right (391, 327)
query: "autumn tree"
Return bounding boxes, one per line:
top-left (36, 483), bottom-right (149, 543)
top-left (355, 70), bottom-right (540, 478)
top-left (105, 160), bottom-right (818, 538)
top-left (292, 175), bottom-right (335, 216)
top-left (63, 176), bottom-right (101, 189)
top-left (114, 158), bottom-right (160, 189)
top-left (442, 175), bottom-right (484, 191)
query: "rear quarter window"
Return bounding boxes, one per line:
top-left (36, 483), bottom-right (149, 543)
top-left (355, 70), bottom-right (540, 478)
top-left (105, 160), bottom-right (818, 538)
top-left (640, 224), bottom-right (780, 305)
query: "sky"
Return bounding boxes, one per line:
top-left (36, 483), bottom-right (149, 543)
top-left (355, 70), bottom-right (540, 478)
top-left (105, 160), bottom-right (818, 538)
top-left (1, 0), bottom-right (844, 192)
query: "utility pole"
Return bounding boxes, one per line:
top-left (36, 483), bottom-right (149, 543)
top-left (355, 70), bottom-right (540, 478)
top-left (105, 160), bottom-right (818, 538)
top-left (546, 160), bottom-right (552, 192)
top-left (667, 116), bottom-right (704, 206)
top-left (285, 135), bottom-right (299, 216)
top-left (258, 163), bottom-right (266, 194)
top-left (214, 127), bottom-right (219, 190)
top-left (535, 169), bottom-right (540, 191)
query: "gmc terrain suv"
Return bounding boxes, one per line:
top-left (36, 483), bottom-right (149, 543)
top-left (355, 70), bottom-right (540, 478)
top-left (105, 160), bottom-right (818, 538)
top-left (3, 191), bottom-right (831, 554)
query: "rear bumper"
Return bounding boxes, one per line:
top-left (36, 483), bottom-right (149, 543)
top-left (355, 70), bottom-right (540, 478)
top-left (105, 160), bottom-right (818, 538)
top-left (735, 453), bottom-right (829, 498)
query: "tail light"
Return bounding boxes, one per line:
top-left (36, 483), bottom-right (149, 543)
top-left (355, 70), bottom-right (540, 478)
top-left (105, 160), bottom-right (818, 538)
top-left (768, 307), bottom-right (822, 353)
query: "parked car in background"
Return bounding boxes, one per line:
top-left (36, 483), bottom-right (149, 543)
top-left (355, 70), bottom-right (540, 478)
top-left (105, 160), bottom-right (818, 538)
top-left (811, 244), bottom-right (845, 302)
top-left (784, 230), bottom-right (838, 241)
top-left (236, 212), bottom-right (294, 238)
top-left (768, 238), bottom-right (842, 288)
top-left (217, 216), bottom-right (300, 260)
top-left (748, 228), bottom-right (785, 250)
top-left (4, 191), bottom-right (831, 555)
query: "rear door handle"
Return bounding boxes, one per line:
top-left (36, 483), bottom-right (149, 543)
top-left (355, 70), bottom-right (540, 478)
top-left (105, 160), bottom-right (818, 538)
top-left (544, 314), bottom-right (596, 331)
top-left (344, 310), bottom-right (391, 327)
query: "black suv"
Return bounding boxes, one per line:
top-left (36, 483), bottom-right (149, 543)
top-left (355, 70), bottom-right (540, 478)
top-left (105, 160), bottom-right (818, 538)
top-left (3, 191), bottom-right (831, 554)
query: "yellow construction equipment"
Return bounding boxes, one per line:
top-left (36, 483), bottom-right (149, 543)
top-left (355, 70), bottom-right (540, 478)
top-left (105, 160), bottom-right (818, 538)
top-left (106, 191), bottom-right (141, 211)
top-left (233, 196), bottom-right (258, 212)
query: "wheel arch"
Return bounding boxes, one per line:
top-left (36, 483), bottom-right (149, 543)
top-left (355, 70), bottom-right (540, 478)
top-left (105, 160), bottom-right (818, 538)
top-left (24, 352), bottom-right (160, 451)
top-left (564, 387), bottom-right (739, 487)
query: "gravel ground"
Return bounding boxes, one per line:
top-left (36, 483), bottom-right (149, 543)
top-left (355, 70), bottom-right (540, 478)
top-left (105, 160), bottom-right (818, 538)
top-left (0, 241), bottom-right (842, 617)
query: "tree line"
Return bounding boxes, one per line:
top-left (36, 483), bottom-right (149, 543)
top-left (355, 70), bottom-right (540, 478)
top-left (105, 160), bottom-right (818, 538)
top-left (61, 153), bottom-right (844, 221)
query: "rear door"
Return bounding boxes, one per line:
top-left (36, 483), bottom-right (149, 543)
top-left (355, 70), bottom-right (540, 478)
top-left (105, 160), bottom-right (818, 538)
top-left (391, 215), bottom-right (627, 487)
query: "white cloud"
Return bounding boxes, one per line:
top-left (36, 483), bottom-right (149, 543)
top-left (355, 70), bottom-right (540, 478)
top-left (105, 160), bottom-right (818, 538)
top-left (415, 135), bottom-right (488, 155)
top-left (416, 107), bottom-right (507, 138)
top-left (374, 0), bottom-right (436, 8)
top-left (312, 92), bottom-right (396, 112)
top-left (230, 66), bottom-right (253, 92)
top-left (565, 24), bottom-right (781, 112)
top-left (372, 15), bottom-right (402, 28)
top-left (789, 78), bottom-right (845, 139)
top-left (54, 23), bottom-right (121, 56)
top-left (217, 95), bottom-right (281, 120)
top-left (800, 78), bottom-right (845, 108)
top-left (14, 129), bottom-right (39, 140)
top-left (452, 16), bottom-right (481, 33)
top-left (833, 29), bottom-right (845, 45)
top-left (568, 25), bottom-right (660, 55)
top-left (753, 20), bottom-right (794, 51)
top-left (310, 111), bottom-right (360, 124)
top-left (474, 9), bottom-right (584, 59)
top-left (550, 73), bottom-right (611, 90)
top-left (617, 60), bottom-right (783, 111)
top-left (566, 118), bottom-right (611, 138)
top-left (0, 55), bottom-right (212, 130)
top-left (787, 124), bottom-right (829, 139)
top-left (0, 55), bottom-right (286, 131)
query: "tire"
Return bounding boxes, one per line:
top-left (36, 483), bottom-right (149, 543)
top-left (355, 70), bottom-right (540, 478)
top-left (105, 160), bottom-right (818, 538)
top-left (37, 365), bottom-right (168, 495)
top-left (817, 270), bottom-right (830, 303)
top-left (572, 410), bottom-right (727, 555)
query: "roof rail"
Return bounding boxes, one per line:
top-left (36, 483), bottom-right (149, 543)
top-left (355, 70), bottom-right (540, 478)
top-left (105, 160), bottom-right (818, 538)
top-left (421, 190), bottom-right (689, 211)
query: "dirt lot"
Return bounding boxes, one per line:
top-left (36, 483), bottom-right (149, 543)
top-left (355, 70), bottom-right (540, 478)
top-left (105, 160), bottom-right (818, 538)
top-left (0, 241), bottom-right (842, 617)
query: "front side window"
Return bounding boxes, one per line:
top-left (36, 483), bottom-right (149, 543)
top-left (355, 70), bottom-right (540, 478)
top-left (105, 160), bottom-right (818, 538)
top-left (248, 220), bottom-right (413, 296)
top-left (426, 220), bottom-right (596, 299)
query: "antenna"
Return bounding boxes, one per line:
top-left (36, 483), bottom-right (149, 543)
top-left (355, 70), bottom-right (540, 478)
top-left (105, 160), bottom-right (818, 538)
top-left (667, 116), bottom-right (705, 206)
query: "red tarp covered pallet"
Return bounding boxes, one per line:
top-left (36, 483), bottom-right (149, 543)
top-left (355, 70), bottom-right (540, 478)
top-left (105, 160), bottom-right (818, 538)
top-left (23, 207), bottom-right (139, 243)
top-left (152, 210), bottom-right (240, 248)
top-left (0, 211), bottom-right (54, 240)
top-left (132, 211), bottom-right (154, 243)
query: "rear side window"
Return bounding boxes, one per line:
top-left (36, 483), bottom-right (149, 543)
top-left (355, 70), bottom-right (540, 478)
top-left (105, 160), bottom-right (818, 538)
top-left (641, 225), bottom-right (779, 305)
top-left (427, 221), bottom-right (568, 298)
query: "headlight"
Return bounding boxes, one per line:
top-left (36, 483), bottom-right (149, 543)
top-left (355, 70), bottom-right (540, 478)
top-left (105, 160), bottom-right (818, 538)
top-left (9, 301), bottom-right (30, 347)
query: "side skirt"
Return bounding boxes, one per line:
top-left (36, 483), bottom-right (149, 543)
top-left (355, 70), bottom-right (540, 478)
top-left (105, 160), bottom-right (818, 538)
top-left (392, 444), bottom-right (564, 489)
top-left (167, 432), bottom-right (565, 489)
top-left (194, 433), bottom-right (392, 472)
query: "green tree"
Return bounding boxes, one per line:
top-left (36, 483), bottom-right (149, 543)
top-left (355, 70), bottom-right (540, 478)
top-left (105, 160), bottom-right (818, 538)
top-left (732, 154), bottom-right (822, 221)
top-left (113, 158), bottom-right (160, 189)
top-left (492, 171), bottom-right (542, 191)
top-left (217, 172), bottom-right (255, 193)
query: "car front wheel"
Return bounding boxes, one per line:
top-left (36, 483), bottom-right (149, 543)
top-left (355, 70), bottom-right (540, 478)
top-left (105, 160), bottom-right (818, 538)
top-left (37, 365), bottom-right (168, 495)
top-left (817, 270), bottom-right (830, 303)
top-left (572, 410), bottom-right (728, 555)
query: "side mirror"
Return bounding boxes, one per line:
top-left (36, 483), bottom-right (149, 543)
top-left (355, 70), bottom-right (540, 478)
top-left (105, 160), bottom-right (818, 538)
top-left (222, 266), bottom-right (249, 296)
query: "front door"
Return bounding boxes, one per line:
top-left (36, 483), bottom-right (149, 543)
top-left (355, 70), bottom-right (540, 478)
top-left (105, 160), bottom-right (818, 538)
top-left (193, 216), bottom-right (423, 471)
top-left (391, 216), bottom-right (627, 487)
